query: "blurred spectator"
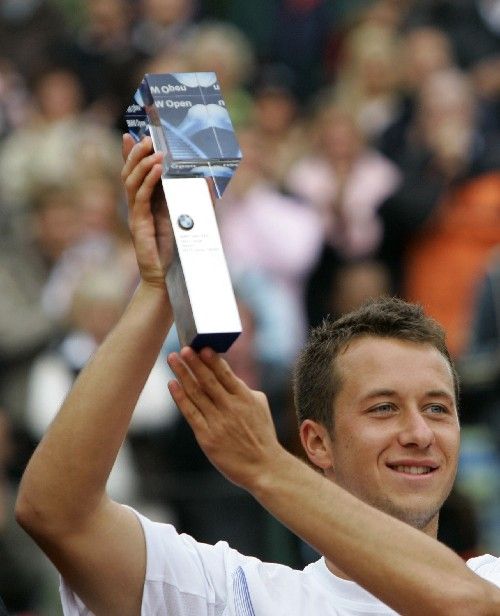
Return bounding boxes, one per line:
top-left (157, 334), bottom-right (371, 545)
top-left (328, 259), bottom-right (391, 320)
top-left (0, 0), bottom-right (70, 84)
top-left (405, 1), bottom-right (500, 134)
top-left (360, 0), bottom-right (414, 29)
top-left (0, 58), bottom-right (30, 142)
top-left (286, 102), bottom-right (401, 259)
top-left (218, 127), bottom-right (323, 359)
top-left (132, 0), bottom-right (196, 58)
top-left (407, 0), bottom-right (500, 70)
top-left (180, 21), bottom-right (255, 126)
top-left (332, 19), bottom-right (402, 141)
top-left (26, 265), bottom-right (176, 505)
top-left (0, 186), bottom-right (72, 427)
top-left (0, 184), bottom-right (78, 477)
top-left (32, 184), bottom-right (81, 266)
top-left (379, 68), bottom-right (500, 357)
top-left (438, 486), bottom-right (482, 560)
top-left (458, 249), bottom-right (500, 433)
top-left (74, 174), bottom-right (128, 241)
top-left (377, 25), bottom-right (457, 161)
top-left (39, 174), bottom-right (136, 324)
top-left (457, 250), bottom-right (500, 553)
top-left (200, 0), bottom-right (337, 99)
top-left (0, 408), bottom-right (59, 613)
top-left (400, 24), bottom-right (456, 93)
top-left (268, 0), bottom-right (337, 100)
top-left (0, 66), bottom-right (122, 213)
top-left (285, 101), bottom-right (401, 326)
top-left (250, 63), bottom-right (308, 186)
top-left (63, 0), bottom-right (147, 127)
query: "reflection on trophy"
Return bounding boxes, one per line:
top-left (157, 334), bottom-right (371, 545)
top-left (125, 72), bottom-right (242, 352)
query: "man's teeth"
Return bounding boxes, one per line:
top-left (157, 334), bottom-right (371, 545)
top-left (394, 466), bottom-right (433, 475)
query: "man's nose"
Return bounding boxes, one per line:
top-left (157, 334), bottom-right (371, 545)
top-left (397, 407), bottom-right (435, 448)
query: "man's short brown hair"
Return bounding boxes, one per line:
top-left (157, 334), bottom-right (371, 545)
top-left (293, 297), bottom-right (459, 431)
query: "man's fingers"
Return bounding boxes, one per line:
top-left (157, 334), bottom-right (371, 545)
top-left (167, 352), bottom-right (219, 415)
top-left (121, 136), bottom-right (152, 179)
top-left (121, 137), bottom-right (161, 188)
top-left (134, 163), bottom-right (163, 208)
top-left (179, 347), bottom-right (235, 405)
top-left (122, 133), bottom-right (135, 163)
top-left (168, 380), bottom-right (208, 432)
top-left (199, 348), bottom-right (243, 395)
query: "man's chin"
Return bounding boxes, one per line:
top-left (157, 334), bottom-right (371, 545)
top-left (368, 492), bottom-right (443, 533)
top-left (383, 501), bottom-right (441, 533)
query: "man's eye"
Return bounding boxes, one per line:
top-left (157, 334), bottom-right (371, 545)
top-left (371, 404), bottom-right (394, 413)
top-left (427, 404), bottom-right (447, 414)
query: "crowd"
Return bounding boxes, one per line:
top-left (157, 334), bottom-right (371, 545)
top-left (0, 1), bottom-right (499, 613)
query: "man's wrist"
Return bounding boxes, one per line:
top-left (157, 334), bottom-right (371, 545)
top-left (137, 277), bottom-right (169, 300)
top-left (249, 447), bottom-right (301, 501)
top-left (133, 279), bottom-right (173, 326)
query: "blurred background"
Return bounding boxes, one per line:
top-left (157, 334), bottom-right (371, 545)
top-left (0, 1), bottom-right (499, 612)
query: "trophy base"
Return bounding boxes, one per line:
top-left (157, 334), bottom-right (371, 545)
top-left (190, 332), bottom-right (240, 353)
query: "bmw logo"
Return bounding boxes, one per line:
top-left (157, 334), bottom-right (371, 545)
top-left (177, 214), bottom-right (194, 230)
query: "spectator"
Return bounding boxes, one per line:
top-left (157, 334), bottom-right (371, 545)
top-left (0, 66), bottom-right (122, 213)
top-left (250, 63), bottom-right (308, 186)
top-left (132, 0), bottom-right (196, 59)
top-left (406, 0), bottom-right (500, 70)
top-left (26, 265), bottom-right (176, 506)
top-left (0, 58), bottom-right (30, 142)
top-left (285, 101), bottom-right (401, 326)
top-left (0, 0), bottom-right (69, 84)
top-left (457, 250), bottom-right (500, 553)
top-left (0, 408), bottom-right (59, 613)
top-left (63, 0), bottom-right (147, 128)
top-left (39, 174), bottom-right (136, 324)
top-left (458, 249), bottom-right (500, 434)
top-left (180, 21), bottom-right (255, 126)
top-left (331, 11), bottom-right (403, 142)
top-left (377, 25), bottom-right (457, 161)
top-left (380, 68), bottom-right (500, 356)
top-left (218, 126), bottom-right (323, 359)
top-left (0, 185), bottom-right (73, 427)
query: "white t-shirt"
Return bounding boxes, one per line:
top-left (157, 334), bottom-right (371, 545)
top-left (60, 509), bottom-right (500, 616)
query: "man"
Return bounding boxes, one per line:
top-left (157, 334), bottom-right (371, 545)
top-left (16, 136), bottom-right (500, 615)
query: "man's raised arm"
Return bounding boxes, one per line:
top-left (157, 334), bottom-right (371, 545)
top-left (15, 136), bottom-right (172, 616)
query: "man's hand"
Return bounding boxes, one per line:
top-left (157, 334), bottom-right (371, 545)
top-left (167, 347), bottom-right (286, 491)
top-left (122, 134), bottom-right (174, 288)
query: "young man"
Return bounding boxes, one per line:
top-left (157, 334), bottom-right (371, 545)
top-left (16, 136), bottom-right (500, 616)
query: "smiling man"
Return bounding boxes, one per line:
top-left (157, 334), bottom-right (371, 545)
top-left (294, 315), bottom-right (461, 543)
top-left (16, 136), bottom-right (500, 616)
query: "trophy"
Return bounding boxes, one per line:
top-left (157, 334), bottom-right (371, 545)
top-left (125, 72), bottom-right (242, 352)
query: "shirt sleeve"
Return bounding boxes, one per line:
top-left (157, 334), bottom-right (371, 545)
top-left (467, 554), bottom-right (500, 587)
top-left (59, 507), bottom-right (251, 616)
top-left (59, 578), bottom-right (94, 616)
top-left (137, 509), bottom-right (246, 615)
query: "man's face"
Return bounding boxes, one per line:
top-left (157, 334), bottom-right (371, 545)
top-left (326, 336), bottom-right (460, 534)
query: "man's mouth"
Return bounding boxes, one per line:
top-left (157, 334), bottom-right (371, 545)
top-left (387, 464), bottom-right (438, 475)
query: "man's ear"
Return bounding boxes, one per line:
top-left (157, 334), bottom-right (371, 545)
top-left (299, 419), bottom-right (334, 471)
